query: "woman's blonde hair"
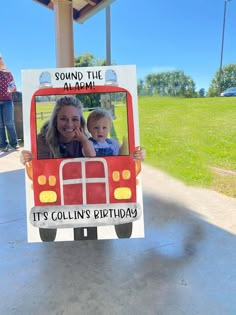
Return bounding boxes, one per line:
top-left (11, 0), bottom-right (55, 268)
top-left (39, 96), bottom-right (86, 158)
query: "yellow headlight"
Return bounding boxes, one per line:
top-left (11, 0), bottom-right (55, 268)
top-left (112, 171), bottom-right (120, 181)
top-left (38, 175), bottom-right (46, 185)
top-left (114, 187), bottom-right (132, 200)
top-left (39, 191), bottom-right (57, 203)
top-left (49, 175), bottom-right (56, 186)
top-left (122, 170), bottom-right (131, 180)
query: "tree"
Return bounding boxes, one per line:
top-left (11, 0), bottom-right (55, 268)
top-left (74, 53), bottom-right (95, 67)
top-left (208, 64), bottom-right (236, 97)
top-left (74, 53), bottom-right (107, 67)
top-left (138, 79), bottom-right (149, 95)
top-left (74, 53), bottom-right (107, 109)
top-left (198, 88), bottom-right (205, 97)
top-left (144, 70), bottom-right (196, 97)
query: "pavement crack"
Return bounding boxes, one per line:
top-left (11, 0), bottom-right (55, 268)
top-left (0, 217), bottom-right (24, 225)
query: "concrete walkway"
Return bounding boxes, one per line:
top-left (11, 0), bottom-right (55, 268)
top-left (0, 150), bottom-right (235, 315)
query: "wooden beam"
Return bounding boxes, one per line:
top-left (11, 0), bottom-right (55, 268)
top-left (83, 0), bottom-right (96, 6)
top-left (33, 0), bottom-right (54, 9)
top-left (76, 0), bottom-right (113, 22)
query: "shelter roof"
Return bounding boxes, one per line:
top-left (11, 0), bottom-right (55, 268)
top-left (33, 0), bottom-right (115, 23)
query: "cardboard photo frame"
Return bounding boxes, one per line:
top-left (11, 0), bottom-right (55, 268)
top-left (22, 65), bottom-right (144, 242)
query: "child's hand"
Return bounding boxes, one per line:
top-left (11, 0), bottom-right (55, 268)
top-left (132, 148), bottom-right (146, 161)
top-left (20, 150), bottom-right (33, 165)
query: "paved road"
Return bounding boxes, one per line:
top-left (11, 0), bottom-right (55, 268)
top-left (0, 149), bottom-right (236, 315)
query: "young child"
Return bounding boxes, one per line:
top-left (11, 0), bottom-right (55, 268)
top-left (87, 108), bottom-right (145, 160)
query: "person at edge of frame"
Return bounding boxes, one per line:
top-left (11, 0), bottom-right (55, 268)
top-left (0, 53), bottom-right (19, 152)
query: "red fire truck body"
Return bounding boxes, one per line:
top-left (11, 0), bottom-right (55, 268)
top-left (28, 86), bottom-right (141, 230)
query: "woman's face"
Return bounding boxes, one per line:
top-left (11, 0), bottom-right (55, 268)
top-left (0, 57), bottom-right (5, 69)
top-left (57, 105), bottom-right (81, 143)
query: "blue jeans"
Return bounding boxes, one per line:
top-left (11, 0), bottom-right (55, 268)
top-left (0, 100), bottom-right (18, 148)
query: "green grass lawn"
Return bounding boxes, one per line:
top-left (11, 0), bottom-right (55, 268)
top-left (138, 96), bottom-right (236, 197)
top-left (34, 96), bottom-right (236, 197)
top-left (36, 102), bottom-right (54, 133)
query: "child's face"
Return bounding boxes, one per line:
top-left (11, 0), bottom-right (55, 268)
top-left (88, 116), bottom-right (111, 142)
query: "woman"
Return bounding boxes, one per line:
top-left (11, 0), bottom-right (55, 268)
top-left (21, 95), bottom-right (96, 242)
top-left (0, 54), bottom-right (19, 152)
top-left (21, 95), bottom-right (96, 163)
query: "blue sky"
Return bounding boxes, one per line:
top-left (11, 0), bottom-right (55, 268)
top-left (1, 0), bottom-right (235, 92)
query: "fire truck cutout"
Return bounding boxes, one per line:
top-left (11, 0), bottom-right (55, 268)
top-left (26, 85), bottom-right (143, 241)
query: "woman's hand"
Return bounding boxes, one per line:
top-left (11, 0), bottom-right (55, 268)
top-left (20, 150), bottom-right (33, 165)
top-left (132, 148), bottom-right (146, 161)
top-left (74, 127), bottom-right (88, 143)
top-left (74, 127), bottom-right (96, 157)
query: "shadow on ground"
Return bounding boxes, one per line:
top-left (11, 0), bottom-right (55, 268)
top-left (0, 168), bottom-right (235, 315)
